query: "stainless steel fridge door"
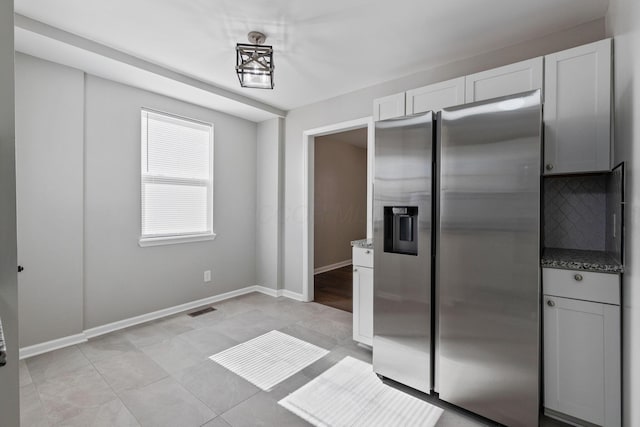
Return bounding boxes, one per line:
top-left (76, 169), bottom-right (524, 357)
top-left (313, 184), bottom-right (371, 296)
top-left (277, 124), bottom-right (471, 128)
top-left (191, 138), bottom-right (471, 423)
top-left (437, 90), bottom-right (541, 427)
top-left (373, 112), bottom-right (433, 394)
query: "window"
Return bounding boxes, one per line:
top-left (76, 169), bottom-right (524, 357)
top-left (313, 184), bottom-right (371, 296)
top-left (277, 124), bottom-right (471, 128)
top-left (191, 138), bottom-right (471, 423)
top-left (139, 109), bottom-right (214, 246)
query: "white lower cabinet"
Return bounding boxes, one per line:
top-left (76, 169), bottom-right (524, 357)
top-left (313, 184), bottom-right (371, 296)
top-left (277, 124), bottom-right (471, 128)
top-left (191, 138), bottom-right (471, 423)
top-left (352, 247), bottom-right (373, 346)
top-left (543, 269), bottom-right (621, 427)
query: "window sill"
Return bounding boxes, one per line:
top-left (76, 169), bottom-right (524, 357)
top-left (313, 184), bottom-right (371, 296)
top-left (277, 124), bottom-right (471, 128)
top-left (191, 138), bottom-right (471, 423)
top-left (139, 233), bottom-right (217, 247)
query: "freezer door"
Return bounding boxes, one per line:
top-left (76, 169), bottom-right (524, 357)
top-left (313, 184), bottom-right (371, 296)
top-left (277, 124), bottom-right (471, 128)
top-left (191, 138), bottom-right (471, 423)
top-left (437, 90), bottom-right (541, 427)
top-left (373, 113), bottom-right (433, 393)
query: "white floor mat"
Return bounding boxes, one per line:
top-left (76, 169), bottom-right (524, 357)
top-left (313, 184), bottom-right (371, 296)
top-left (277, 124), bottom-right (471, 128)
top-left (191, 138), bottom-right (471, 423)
top-left (209, 330), bottom-right (329, 391)
top-left (278, 356), bottom-right (444, 427)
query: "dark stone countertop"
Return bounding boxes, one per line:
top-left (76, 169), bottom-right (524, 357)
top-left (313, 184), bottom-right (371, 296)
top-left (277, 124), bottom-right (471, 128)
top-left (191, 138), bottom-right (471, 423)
top-left (351, 239), bottom-right (373, 249)
top-left (541, 248), bottom-right (624, 274)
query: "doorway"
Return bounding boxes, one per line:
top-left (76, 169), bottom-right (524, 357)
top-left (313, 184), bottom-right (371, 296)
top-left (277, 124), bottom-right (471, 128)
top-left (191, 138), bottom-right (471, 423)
top-left (313, 128), bottom-right (368, 312)
top-left (301, 116), bottom-right (374, 304)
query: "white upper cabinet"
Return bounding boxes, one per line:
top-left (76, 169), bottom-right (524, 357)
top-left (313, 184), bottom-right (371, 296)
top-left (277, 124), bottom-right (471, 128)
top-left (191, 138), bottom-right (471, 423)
top-left (465, 57), bottom-right (543, 103)
top-left (406, 77), bottom-right (465, 115)
top-left (544, 39), bottom-right (612, 175)
top-left (373, 92), bottom-right (405, 121)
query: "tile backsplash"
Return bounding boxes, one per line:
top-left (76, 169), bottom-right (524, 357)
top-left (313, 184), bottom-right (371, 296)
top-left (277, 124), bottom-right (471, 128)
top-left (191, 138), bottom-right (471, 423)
top-left (544, 168), bottom-right (624, 261)
top-left (544, 175), bottom-right (607, 251)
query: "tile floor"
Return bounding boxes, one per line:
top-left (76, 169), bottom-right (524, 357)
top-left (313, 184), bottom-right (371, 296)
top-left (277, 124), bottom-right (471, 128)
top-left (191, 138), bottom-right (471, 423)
top-left (19, 292), bottom-right (564, 427)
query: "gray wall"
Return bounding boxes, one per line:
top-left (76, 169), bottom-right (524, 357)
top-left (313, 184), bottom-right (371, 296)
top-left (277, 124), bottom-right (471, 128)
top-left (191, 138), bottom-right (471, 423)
top-left (256, 118), bottom-right (283, 290)
top-left (314, 138), bottom-right (367, 269)
top-left (283, 19), bottom-right (607, 295)
top-left (15, 53), bottom-right (259, 342)
top-left (606, 1), bottom-right (640, 425)
top-left (0, 0), bottom-right (19, 424)
top-left (84, 75), bottom-right (257, 328)
top-left (15, 54), bottom-right (84, 347)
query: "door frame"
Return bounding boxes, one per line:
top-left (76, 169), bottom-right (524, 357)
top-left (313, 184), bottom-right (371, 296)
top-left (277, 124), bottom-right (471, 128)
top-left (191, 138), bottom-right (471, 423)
top-left (301, 116), bottom-right (374, 302)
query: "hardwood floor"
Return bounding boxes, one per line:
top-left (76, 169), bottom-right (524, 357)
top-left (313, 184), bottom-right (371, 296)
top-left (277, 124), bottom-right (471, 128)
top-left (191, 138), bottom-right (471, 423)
top-left (314, 265), bottom-right (353, 313)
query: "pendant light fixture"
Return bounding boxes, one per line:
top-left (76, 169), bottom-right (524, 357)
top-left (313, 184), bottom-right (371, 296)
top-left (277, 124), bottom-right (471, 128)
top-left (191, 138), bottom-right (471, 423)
top-left (236, 31), bottom-right (274, 89)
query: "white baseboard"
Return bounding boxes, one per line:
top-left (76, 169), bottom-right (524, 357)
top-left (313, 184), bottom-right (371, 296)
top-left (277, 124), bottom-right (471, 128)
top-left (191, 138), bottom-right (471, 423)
top-left (543, 409), bottom-right (588, 427)
top-left (356, 342), bottom-right (372, 351)
top-left (254, 285), bottom-right (279, 297)
top-left (254, 285), bottom-right (305, 302)
top-left (281, 290), bottom-right (306, 301)
top-left (19, 285), bottom-right (307, 360)
top-left (313, 259), bottom-right (352, 275)
top-left (20, 333), bottom-right (88, 360)
top-left (84, 286), bottom-right (257, 340)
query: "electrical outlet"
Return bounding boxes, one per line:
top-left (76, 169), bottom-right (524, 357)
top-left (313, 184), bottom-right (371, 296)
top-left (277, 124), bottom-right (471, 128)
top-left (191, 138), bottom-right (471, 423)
top-left (204, 270), bottom-right (211, 283)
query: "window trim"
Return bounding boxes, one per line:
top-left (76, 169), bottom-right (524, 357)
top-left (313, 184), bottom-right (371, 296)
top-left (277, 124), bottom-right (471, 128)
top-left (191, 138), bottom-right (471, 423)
top-left (139, 108), bottom-right (215, 247)
top-left (139, 232), bottom-right (216, 247)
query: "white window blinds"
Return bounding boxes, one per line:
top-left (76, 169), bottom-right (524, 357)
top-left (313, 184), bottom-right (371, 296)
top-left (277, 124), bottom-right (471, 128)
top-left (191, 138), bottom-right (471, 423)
top-left (140, 109), bottom-right (214, 243)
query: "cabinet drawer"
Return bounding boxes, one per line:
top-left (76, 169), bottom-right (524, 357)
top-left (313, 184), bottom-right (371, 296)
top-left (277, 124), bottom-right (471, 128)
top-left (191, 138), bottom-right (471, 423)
top-left (543, 268), bottom-right (619, 305)
top-left (353, 247), bottom-right (373, 268)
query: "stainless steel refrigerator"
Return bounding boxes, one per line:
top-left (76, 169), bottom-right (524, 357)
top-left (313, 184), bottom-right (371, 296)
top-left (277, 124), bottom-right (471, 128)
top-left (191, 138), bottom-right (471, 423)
top-left (436, 90), bottom-right (542, 427)
top-left (373, 112), bottom-right (434, 394)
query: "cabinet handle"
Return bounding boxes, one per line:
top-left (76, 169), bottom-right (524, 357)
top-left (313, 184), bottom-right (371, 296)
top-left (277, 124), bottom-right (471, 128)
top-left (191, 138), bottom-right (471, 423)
top-left (545, 164), bottom-right (554, 171)
top-left (365, 250), bottom-right (371, 254)
top-left (547, 299), bottom-right (555, 307)
top-left (574, 274), bottom-right (583, 282)
top-left (353, 268), bottom-right (358, 272)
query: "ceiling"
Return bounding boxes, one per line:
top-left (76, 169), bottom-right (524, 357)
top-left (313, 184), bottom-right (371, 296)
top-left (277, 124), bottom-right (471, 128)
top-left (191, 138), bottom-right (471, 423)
top-left (14, 0), bottom-right (610, 112)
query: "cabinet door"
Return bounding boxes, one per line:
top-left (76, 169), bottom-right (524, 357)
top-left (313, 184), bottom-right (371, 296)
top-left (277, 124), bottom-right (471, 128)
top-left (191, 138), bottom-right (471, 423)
top-left (373, 92), bottom-right (405, 121)
top-left (544, 296), bottom-right (620, 426)
top-left (544, 39), bottom-right (611, 175)
top-left (352, 266), bottom-right (373, 346)
top-left (465, 57), bottom-right (543, 103)
top-left (406, 77), bottom-right (465, 115)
